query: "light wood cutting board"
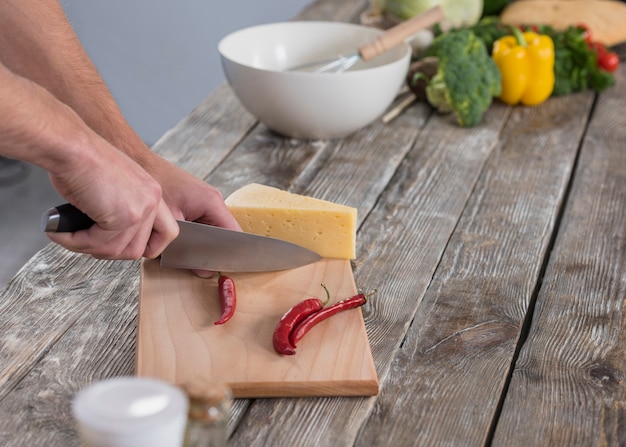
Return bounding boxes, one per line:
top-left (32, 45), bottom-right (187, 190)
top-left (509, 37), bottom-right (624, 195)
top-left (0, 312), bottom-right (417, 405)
top-left (136, 258), bottom-right (378, 398)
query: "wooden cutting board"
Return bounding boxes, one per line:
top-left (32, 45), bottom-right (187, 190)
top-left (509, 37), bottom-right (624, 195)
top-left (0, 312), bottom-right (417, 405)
top-left (136, 258), bottom-right (378, 398)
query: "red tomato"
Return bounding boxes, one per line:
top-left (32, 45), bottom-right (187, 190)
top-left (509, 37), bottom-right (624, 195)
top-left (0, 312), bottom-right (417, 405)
top-left (589, 42), bottom-right (608, 74)
top-left (598, 52), bottom-right (620, 73)
top-left (590, 41), bottom-right (608, 58)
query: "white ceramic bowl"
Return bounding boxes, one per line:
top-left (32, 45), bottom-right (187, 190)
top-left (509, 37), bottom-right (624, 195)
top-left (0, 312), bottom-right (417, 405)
top-left (218, 21), bottom-right (411, 139)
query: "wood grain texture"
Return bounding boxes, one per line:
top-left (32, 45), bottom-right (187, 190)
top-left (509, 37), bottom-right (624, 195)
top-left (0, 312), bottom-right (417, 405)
top-left (0, 244), bottom-right (140, 446)
top-left (355, 91), bottom-right (596, 446)
top-left (291, 103), bottom-right (431, 222)
top-left (151, 84), bottom-right (257, 180)
top-left (492, 67), bottom-right (626, 446)
top-left (204, 125), bottom-right (331, 198)
top-left (137, 259), bottom-right (378, 398)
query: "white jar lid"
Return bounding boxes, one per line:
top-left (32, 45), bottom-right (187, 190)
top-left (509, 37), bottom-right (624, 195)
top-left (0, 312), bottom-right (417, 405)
top-left (72, 376), bottom-right (188, 447)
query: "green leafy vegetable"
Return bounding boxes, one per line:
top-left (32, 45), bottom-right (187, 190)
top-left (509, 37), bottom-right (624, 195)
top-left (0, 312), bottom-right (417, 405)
top-left (537, 24), bottom-right (615, 95)
top-left (481, 0), bottom-right (510, 17)
top-left (465, 16), bottom-right (509, 54)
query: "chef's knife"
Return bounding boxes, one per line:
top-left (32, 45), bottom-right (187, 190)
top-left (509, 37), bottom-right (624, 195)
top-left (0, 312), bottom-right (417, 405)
top-left (42, 203), bottom-right (322, 272)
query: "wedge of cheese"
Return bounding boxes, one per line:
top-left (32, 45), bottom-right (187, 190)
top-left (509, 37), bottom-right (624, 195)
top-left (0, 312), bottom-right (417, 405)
top-left (225, 183), bottom-right (357, 259)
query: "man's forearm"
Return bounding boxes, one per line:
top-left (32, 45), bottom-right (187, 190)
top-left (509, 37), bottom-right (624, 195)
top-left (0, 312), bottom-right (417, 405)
top-left (0, 0), bottom-right (150, 162)
top-left (0, 61), bottom-right (88, 173)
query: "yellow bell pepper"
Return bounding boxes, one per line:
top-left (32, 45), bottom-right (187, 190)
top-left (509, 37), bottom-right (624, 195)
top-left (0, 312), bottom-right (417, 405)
top-left (492, 28), bottom-right (555, 106)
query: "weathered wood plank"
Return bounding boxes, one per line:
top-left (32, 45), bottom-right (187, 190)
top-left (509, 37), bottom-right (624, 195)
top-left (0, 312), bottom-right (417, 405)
top-left (290, 108), bottom-right (430, 222)
top-left (492, 67), bottom-right (626, 446)
top-left (204, 125), bottom-right (332, 198)
top-left (0, 247), bottom-right (248, 446)
top-left (355, 92), bottom-right (595, 446)
top-left (228, 100), bottom-right (509, 446)
top-left (0, 246), bottom-right (134, 393)
top-left (0, 245), bottom-right (139, 446)
top-left (151, 84), bottom-right (257, 179)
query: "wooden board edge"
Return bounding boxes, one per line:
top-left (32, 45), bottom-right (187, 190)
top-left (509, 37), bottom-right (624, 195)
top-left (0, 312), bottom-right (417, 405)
top-left (229, 378), bottom-right (379, 398)
top-left (134, 258), bottom-right (149, 375)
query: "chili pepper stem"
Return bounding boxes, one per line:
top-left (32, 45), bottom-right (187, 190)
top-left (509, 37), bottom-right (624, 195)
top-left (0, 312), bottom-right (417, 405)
top-left (320, 283), bottom-right (330, 307)
top-left (361, 289), bottom-right (377, 302)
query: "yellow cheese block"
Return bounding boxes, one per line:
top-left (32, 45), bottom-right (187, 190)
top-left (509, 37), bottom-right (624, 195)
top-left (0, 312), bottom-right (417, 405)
top-left (225, 183), bottom-right (357, 259)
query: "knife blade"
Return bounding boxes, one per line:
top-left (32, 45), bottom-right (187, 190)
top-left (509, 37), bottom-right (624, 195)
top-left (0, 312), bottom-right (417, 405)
top-left (42, 204), bottom-right (322, 272)
top-left (160, 220), bottom-right (322, 272)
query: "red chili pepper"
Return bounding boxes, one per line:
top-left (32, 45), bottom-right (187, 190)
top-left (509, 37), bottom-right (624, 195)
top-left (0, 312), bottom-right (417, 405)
top-left (289, 293), bottom-right (367, 349)
top-left (214, 274), bottom-right (236, 325)
top-left (273, 298), bottom-right (325, 355)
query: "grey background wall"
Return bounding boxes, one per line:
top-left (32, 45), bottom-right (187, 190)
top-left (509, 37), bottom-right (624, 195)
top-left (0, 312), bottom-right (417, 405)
top-left (62, 1), bottom-right (311, 145)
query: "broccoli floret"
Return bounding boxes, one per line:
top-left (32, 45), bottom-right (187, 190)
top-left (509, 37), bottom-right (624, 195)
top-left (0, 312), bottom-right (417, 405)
top-left (412, 29), bottom-right (501, 127)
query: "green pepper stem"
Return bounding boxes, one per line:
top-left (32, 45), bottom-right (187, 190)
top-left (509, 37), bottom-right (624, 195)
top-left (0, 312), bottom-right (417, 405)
top-left (510, 26), bottom-right (527, 48)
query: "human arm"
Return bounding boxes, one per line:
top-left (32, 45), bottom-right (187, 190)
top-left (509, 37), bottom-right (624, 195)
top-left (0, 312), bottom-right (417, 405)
top-left (0, 61), bottom-right (178, 259)
top-left (0, 0), bottom-right (240, 229)
top-left (0, 0), bottom-right (240, 257)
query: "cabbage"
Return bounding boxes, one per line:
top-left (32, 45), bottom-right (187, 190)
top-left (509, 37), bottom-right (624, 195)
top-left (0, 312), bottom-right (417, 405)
top-left (382, 0), bottom-right (439, 21)
top-left (383, 0), bottom-right (483, 29)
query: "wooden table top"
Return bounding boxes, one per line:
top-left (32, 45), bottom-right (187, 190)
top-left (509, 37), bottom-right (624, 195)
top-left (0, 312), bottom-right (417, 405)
top-left (1, 0), bottom-right (624, 445)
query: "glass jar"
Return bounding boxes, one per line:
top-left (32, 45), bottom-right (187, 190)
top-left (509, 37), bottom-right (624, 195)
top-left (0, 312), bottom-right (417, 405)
top-left (182, 379), bottom-right (232, 447)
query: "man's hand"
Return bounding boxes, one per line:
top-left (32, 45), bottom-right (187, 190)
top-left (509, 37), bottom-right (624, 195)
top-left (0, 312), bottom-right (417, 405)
top-left (45, 145), bottom-right (180, 260)
top-left (0, 62), bottom-right (179, 260)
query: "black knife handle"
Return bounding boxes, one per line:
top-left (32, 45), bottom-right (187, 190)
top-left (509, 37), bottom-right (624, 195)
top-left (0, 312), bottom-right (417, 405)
top-left (42, 203), bottom-right (95, 232)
